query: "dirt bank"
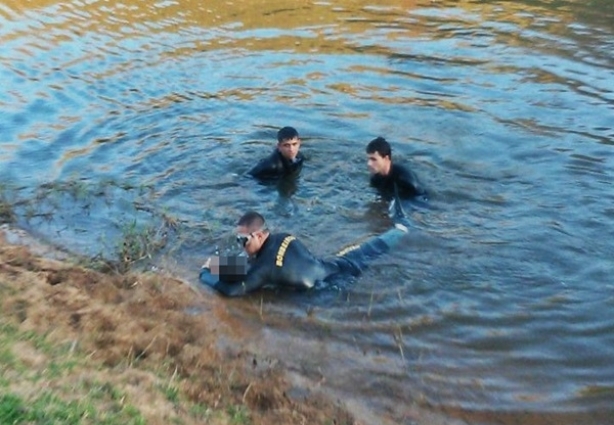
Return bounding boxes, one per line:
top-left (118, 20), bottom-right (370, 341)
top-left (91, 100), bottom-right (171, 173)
top-left (0, 226), bottom-right (358, 425)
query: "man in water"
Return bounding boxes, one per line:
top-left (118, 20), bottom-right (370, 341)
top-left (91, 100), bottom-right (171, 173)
top-left (366, 136), bottom-right (427, 200)
top-left (248, 126), bottom-right (304, 180)
top-left (199, 211), bottom-right (408, 297)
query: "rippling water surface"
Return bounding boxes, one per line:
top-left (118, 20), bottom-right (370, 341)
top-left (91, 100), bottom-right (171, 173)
top-left (1, 0), bottom-right (613, 424)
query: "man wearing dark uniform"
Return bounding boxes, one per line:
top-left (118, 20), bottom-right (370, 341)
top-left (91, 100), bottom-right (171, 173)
top-left (366, 136), bottom-right (427, 200)
top-left (248, 126), bottom-right (304, 180)
top-left (199, 211), bottom-right (408, 297)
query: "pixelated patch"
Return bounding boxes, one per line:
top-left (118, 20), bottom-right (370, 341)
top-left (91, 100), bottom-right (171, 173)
top-left (216, 255), bottom-right (249, 283)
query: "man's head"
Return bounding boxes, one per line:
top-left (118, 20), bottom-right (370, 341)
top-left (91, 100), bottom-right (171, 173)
top-left (236, 211), bottom-right (270, 256)
top-left (366, 136), bottom-right (392, 176)
top-left (277, 126), bottom-right (301, 162)
top-left (208, 255), bottom-right (249, 282)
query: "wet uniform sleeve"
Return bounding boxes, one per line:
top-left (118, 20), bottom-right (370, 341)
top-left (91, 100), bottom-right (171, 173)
top-left (248, 152), bottom-right (281, 180)
top-left (248, 159), bottom-right (272, 179)
top-left (330, 226), bottom-right (408, 277)
top-left (395, 165), bottom-right (427, 198)
top-left (199, 263), bottom-right (269, 297)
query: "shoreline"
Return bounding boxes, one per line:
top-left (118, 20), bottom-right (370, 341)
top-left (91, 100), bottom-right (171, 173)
top-left (3, 224), bottom-right (610, 425)
top-left (0, 224), bottom-right (361, 425)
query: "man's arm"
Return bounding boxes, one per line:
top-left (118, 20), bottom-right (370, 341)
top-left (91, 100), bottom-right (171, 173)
top-left (248, 159), bottom-right (271, 179)
top-left (395, 165), bottom-right (427, 197)
top-left (199, 263), bottom-right (268, 297)
top-left (248, 152), bottom-right (281, 179)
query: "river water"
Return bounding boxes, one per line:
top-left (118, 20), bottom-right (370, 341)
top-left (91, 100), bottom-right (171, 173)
top-left (1, 0), bottom-right (613, 424)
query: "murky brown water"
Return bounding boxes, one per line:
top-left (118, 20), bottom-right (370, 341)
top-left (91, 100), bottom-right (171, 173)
top-left (1, 0), bottom-right (613, 424)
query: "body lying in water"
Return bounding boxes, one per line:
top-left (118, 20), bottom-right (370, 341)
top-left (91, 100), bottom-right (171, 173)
top-left (199, 211), bottom-right (409, 297)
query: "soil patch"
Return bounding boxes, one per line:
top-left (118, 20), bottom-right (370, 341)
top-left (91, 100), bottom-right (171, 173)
top-left (0, 227), bottom-right (358, 425)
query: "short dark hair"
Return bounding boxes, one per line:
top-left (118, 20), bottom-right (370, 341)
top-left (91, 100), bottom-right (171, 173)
top-left (277, 126), bottom-right (299, 143)
top-left (366, 137), bottom-right (392, 159)
top-left (237, 211), bottom-right (266, 231)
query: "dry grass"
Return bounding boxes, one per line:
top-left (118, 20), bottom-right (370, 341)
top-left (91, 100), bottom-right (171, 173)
top-left (0, 231), bottom-right (358, 425)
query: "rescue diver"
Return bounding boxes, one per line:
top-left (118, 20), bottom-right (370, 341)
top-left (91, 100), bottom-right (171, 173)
top-left (366, 136), bottom-right (427, 200)
top-left (248, 126), bottom-right (304, 180)
top-left (199, 210), bottom-right (409, 297)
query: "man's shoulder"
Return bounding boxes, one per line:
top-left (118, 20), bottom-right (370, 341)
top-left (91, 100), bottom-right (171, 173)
top-left (391, 162), bottom-right (420, 182)
top-left (262, 149), bottom-right (284, 166)
top-left (255, 233), bottom-right (304, 265)
top-left (248, 150), bottom-right (283, 177)
top-left (391, 162), bottom-right (413, 175)
top-left (266, 233), bottom-right (308, 252)
top-left (268, 231), bottom-right (292, 240)
top-left (263, 232), bottom-right (296, 247)
top-left (391, 162), bottom-right (427, 197)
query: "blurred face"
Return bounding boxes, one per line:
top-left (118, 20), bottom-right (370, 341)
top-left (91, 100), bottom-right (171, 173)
top-left (235, 225), bottom-right (267, 256)
top-left (277, 136), bottom-right (301, 161)
top-left (208, 255), bottom-right (248, 281)
top-left (367, 151), bottom-right (391, 176)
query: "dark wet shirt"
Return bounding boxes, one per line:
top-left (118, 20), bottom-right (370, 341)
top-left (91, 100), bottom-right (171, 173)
top-left (370, 163), bottom-right (427, 200)
top-left (199, 227), bottom-right (405, 297)
top-left (248, 150), bottom-right (304, 180)
top-left (200, 233), bottom-right (351, 297)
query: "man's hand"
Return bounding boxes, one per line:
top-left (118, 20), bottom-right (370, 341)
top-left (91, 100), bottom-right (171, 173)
top-left (202, 257), bottom-right (212, 269)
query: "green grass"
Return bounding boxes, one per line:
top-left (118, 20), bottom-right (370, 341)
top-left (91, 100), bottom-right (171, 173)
top-left (0, 322), bottom-right (147, 425)
top-left (161, 383), bottom-right (180, 404)
top-left (188, 403), bottom-right (212, 420)
top-left (0, 324), bottom-right (20, 370)
top-left (0, 390), bottom-right (146, 425)
top-left (0, 318), bottom-right (262, 425)
top-left (227, 404), bottom-right (251, 424)
top-left (0, 393), bottom-right (25, 425)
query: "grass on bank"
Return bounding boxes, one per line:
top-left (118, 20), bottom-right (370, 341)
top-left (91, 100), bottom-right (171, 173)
top-left (0, 322), bottom-right (143, 425)
top-left (0, 321), bottom-right (251, 425)
top-left (0, 181), bottom-right (259, 425)
top-left (0, 180), bottom-right (357, 425)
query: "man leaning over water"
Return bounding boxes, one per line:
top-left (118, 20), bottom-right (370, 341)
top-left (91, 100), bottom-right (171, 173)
top-left (199, 210), bottom-right (409, 297)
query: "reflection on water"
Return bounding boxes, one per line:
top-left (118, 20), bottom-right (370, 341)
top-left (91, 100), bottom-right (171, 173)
top-left (1, 0), bottom-right (613, 424)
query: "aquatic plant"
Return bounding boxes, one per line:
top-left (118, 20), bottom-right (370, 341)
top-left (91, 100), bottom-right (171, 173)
top-left (0, 183), bottom-right (16, 224)
top-left (1, 178), bottom-right (188, 275)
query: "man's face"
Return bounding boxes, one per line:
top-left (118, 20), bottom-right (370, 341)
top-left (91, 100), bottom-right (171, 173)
top-left (235, 225), bottom-right (264, 256)
top-left (367, 151), bottom-right (391, 175)
top-left (277, 137), bottom-right (301, 161)
top-left (208, 255), bottom-right (248, 282)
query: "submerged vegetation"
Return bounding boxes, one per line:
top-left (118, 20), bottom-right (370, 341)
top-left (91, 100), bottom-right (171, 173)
top-left (0, 183), bottom-right (17, 224)
top-left (0, 177), bottom-right (361, 425)
top-left (0, 178), bottom-right (204, 274)
top-left (0, 178), bottom-right (357, 424)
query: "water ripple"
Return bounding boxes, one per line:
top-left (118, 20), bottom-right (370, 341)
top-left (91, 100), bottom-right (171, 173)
top-left (1, 0), bottom-right (614, 423)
